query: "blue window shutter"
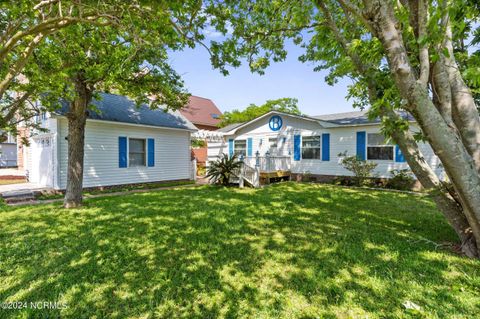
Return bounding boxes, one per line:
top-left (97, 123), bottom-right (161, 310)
top-left (228, 139), bottom-right (234, 157)
top-left (395, 145), bottom-right (406, 162)
top-left (294, 135), bottom-right (301, 161)
top-left (322, 133), bottom-right (330, 161)
top-left (247, 138), bottom-right (253, 157)
top-left (119, 137), bottom-right (127, 168)
top-left (147, 138), bottom-right (155, 167)
top-left (356, 131), bottom-right (366, 160)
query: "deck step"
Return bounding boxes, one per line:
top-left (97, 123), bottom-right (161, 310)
top-left (1, 190), bottom-right (43, 204)
top-left (4, 196), bottom-right (36, 204)
top-left (1, 190), bottom-right (35, 198)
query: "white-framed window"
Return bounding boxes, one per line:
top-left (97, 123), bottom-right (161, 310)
top-left (302, 136), bottom-right (321, 159)
top-left (268, 137), bottom-right (277, 149)
top-left (268, 137), bottom-right (278, 155)
top-left (129, 138), bottom-right (146, 166)
top-left (367, 133), bottom-right (394, 160)
top-left (234, 139), bottom-right (247, 156)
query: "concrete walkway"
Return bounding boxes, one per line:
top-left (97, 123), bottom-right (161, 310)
top-left (0, 182), bottom-right (47, 195)
top-left (7, 183), bottom-right (203, 206)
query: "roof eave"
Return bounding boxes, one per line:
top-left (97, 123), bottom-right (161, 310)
top-left (228, 111), bottom-right (340, 134)
top-left (52, 114), bottom-right (197, 132)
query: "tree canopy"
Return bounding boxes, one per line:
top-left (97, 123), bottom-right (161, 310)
top-left (0, 0), bottom-right (130, 132)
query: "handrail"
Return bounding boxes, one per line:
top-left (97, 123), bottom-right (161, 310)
top-left (242, 155), bottom-right (291, 172)
top-left (242, 162), bottom-right (259, 187)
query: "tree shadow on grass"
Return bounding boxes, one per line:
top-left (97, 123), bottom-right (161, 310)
top-left (0, 183), bottom-right (479, 318)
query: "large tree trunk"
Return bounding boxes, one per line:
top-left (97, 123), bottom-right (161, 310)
top-left (315, 0), bottom-right (478, 257)
top-left (363, 0), bottom-right (480, 256)
top-left (389, 126), bottom-right (478, 257)
top-left (443, 24), bottom-right (480, 172)
top-left (64, 74), bottom-right (92, 208)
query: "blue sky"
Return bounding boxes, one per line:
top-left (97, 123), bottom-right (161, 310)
top-left (169, 41), bottom-right (355, 116)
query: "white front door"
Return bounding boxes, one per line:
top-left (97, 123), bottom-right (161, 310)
top-left (31, 136), bottom-right (53, 186)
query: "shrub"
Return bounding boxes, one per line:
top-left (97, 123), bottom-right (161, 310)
top-left (196, 165), bottom-right (207, 176)
top-left (340, 155), bottom-right (378, 186)
top-left (206, 154), bottom-right (242, 186)
top-left (333, 176), bottom-right (355, 186)
top-left (386, 169), bottom-right (415, 191)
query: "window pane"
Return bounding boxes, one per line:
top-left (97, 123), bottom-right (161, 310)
top-left (129, 153), bottom-right (146, 166)
top-left (234, 140), bottom-right (246, 148)
top-left (368, 133), bottom-right (392, 145)
top-left (234, 140), bottom-right (246, 156)
top-left (301, 136), bottom-right (321, 159)
top-left (129, 139), bottom-right (145, 153)
top-left (367, 146), bottom-right (394, 160)
top-left (129, 138), bottom-right (146, 166)
top-left (302, 136), bottom-right (320, 148)
top-left (269, 137), bottom-right (277, 149)
top-left (302, 148), bottom-right (321, 159)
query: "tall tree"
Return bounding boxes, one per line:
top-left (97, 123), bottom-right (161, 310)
top-left (219, 97), bottom-right (300, 127)
top-left (27, 1), bottom-right (209, 208)
top-left (204, 0), bottom-right (480, 257)
top-left (0, 0), bottom-right (124, 134)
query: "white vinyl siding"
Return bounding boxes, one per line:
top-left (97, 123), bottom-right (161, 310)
top-left (367, 133), bottom-right (394, 160)
top-left (56, 118), bottom-right (191, 189)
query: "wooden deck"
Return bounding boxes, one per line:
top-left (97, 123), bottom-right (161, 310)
top-left (260, 170), bottom-right (291, 184)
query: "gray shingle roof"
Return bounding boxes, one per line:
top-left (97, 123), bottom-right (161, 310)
top-left (313, 110), bottom-right (414, 126)
top-left (55, 93), bottom-right (196, 131)
top-left (216, 122), bottom-right (244, 132)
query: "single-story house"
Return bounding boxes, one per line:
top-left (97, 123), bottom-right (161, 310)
top-left (208, 110), bottom-right (445, 181)
top-left (23, 93), bottom-right (197, 189)
top-left (0, 132), bottom-right (17, 167)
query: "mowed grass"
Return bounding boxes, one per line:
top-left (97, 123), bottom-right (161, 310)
top-left (0, 183), bottom-right (479, 318)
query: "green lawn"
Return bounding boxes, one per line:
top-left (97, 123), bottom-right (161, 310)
top-left (0, 183), bottom-right (479, 318)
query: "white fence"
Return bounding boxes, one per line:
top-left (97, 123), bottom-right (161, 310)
top-left (239, 162), bottom-right (260, 188)
top-left (242, 155), bottom-right (291, 172)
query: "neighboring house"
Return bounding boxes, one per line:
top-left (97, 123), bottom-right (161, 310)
top-left (180, 95), bottom-right (222, 131)
top-left (0, 132), bottom-right (17, 167)
top-left (22, 93), bottom-right (196, 189)
top-left (208, 110), bottom-right (445, 181)
top-left (180, 95), bottom-right (222, 167)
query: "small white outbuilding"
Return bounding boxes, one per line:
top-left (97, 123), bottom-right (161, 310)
top-left (25, 93), bottom-right (196, 189)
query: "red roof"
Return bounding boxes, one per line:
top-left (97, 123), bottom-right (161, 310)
top-left (180, 95), bottom-right (222, 128)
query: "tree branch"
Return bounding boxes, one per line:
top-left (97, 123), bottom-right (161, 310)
top-left (417, 0), bottom-right (430, 86)
top-left (0, 33), bottom-right (46, 99)
top-left (34, 0), bottom-right (60, 10)
top-left (0, 13), bottom-right (119, 62)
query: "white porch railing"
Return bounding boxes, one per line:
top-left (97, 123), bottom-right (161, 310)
top-left (242, 155), bottom-right (291, 172)
top-left (239, 162), bottom-right (260, 188)
top-left (225, 154), bottom-right (291, 188)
